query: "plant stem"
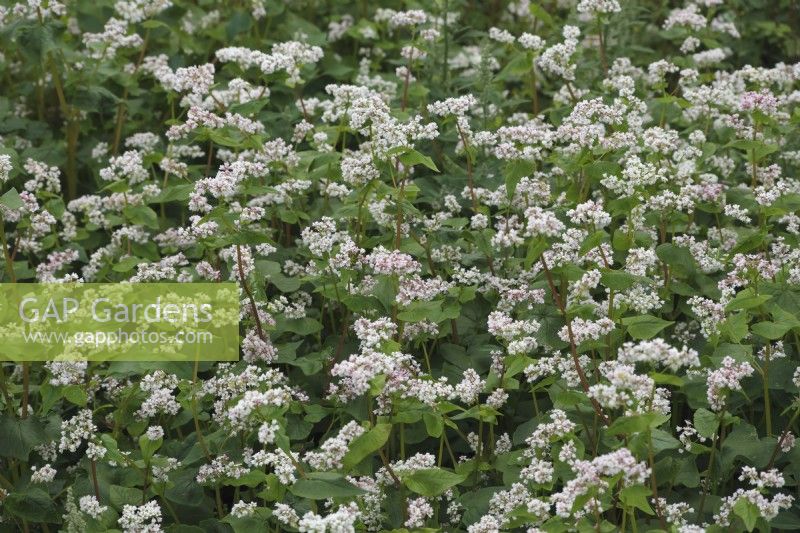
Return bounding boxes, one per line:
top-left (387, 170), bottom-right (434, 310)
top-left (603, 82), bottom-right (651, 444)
top-left (540, 255), bottom-right (609, 425)
top-left (763, 344), bottom-right (772, 436)
top-left (21, 363), bottom-right (28, 419)
top-left (596, 16), bottom-right (608, 75)
top-left (90, 460), bottom-right (101, 500)
top-left (767, 402), bottom-right (800, 468)
top-left (0, 217), bottom-right (16, 282)
top-left (696, 410), bottom-right (722, 521)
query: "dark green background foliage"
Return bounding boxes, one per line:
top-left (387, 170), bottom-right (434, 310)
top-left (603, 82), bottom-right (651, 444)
top-left (0, 0), bottom-right (799, 532)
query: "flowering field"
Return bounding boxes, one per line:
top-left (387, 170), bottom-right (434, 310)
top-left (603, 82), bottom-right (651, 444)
top-left (1, 0), bottom-right (800, 531)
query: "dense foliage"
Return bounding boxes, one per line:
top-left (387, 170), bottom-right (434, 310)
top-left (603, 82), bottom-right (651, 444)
top-left (1, 0), bottom-right (800, 531)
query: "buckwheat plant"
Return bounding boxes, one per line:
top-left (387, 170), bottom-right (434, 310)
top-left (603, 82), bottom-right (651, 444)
top-left (0, 0), bottom-right (799, 531)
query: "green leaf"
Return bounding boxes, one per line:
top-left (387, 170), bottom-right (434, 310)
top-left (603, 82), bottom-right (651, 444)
top-left (579, 230), bottom-right (609, 256)
top-left (769, 305), bottom-right (800, 328)
top-left (725, 289), bottom-right (771, 312)
top-left (0, 187), bottom-right (23, 211)
top-left (275, 317), bottom-right (322, 335)
top-left (110, 485), bottom-right (144, 509)
top-left (402, 468), bottom-right (468, 497)
top-left (649, 372), bottom-right (684, 387)
top-left (693, 408), bottom-right (719, 439)
top-left (606, 413), bottom-right (669, 435)
top-left (289, 474), bottom-right (366, 499)
top-left (619, 485), bottom-right (654, 515)
top-left (112, 256), bottom-right (146, 273)
top-left (751, 321), bottom-right (790, 340)
top-left (656, 243), bottom-right (694, 265)
top-left (600, 269), bottom-right (652, 291)
top-left (141, 19), bottom-right (170, 29)
top-left (721, 311), bottom-right (749, 343)
top-left (156, 183), bottom-right (194, 203)
top-left (99, 434), bottom-right (128, 464)
top-left (497, 52), bottom-right (533, 80)
top-left (423, 412), bottom-right (443, 438)
top-left (4, 488), bottom-right (58, 523)
top-left (720, 423), bottom-right (772, 470)
top-left (224, 469), bottom-right (268, 487)
top-left (504, 160), bottom-right (535, 199)
top-left (650, 428), bottom-right (680, 453)
top-left (398, 149), bottom-right (438, 172)
top-left (341, 423), bottom-right (392, 471)
top-left (139, 433), bottom-right (163, 461)
top-left (269, 272), bottom-right (301, 293)
top-left (524, 238), bottom-right (548, 269)
top-left (733, 497), bottom-right (760, 532)
top-left (728, 140), bottom-right (779, 162)
top-left (223, 508), bottom-right (272, 533)
top-left (0, 414), bottom-right (46, 461)
top-left (397, 300), bottom-right (442, 322)
top-left (731, 231), bottom-right (766, 255)
top-left (165, 470), bottom-right (205, 506)
top-left (585, 160), bottom-right (621, 182)
top-left (529, 2), bottom-right (554, 25)
top-left (123, 205), bottom-right (159, 230)
top-left (100, 179), bottom-right (130, 193)
top-left (38, 382), bottom-right (60, 414)
top-left (771, 511), bottom-right (800, 530)
top-left (63, 385), bottom-right (88, 406)
top-left (621, 315), bottom-right (673, 340)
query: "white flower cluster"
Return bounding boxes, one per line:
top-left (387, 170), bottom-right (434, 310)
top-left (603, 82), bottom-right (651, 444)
top-left (304, 421), bottom-right (366, 470)
top-left (714, 468), bottom-right (793, 527)
top-left (617, 339), bottom-right (700, 372)
top-left (216, 41), bottom-right (324, 85)
top-left (706, 356), bottom-right (754, 411)
top-left (137, 370), bottom-right (181, 419)
top-left (118, 501), bottom-right (163, 533)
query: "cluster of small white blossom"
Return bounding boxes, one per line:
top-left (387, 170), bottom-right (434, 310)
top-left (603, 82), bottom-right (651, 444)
top-left (30, 463), bottom-right (57, 483)
top-left (559, 317), bottom-right (615, 345)
top-left (118, 501), bottom-right (163, 533)
top-left (551, 448), bottom-right (650, 519)
top-left (115, 0), bottom-right (172, 23)
top-left (713, 468), bottom-right (793, 527)
top-left (137, 370), bottom-right (181, 419)
top-left (246, 448), bottom-right (297, 485)
top-left (230, 500), bottom-right (257, 518)
top-left (525, 352), bottom-right (589, 388)
top-left (82, 18), bottom-right (143, 60)
top-left (293, 502), bottom-right (361, 532)
top-left (525, 410), bottom-right (576, 452)
top-left (78, 495), bottom-right (108, 519)
top-left (216, 41), bottom-right (324, 85)
top-left (576, 0), bottom-right (621, 15)
top-left (687, 296), bottom-right (727, 337)
top-left (364, 246), bottom-right (421, 276)
top-left (59, 409), bottom-right (97, 453)
top-left (196, 454), bottom-right (248, 484)
top-left (45, 360), bottom-right (87, 386)
top-left (588, 361), bottom-right (660, 412)
top-left (706, 357), bottom-right (755, 411)
top-left (454, 368), bottom-right (486, 404)
top-left (537, 26), bottom-right (581, 81)
top-left (405, 497), bottom-right (434, 528)
top-left (617, 339), bottom-right (700, 372)
top-left (0, 154), bottom-right (11, 182)
top-left (225, 387), bottom-right (294, 431)
top-left (304, 421), bottom-right (366, 470)
top-left (145, 425), bottom-right (164, 441)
